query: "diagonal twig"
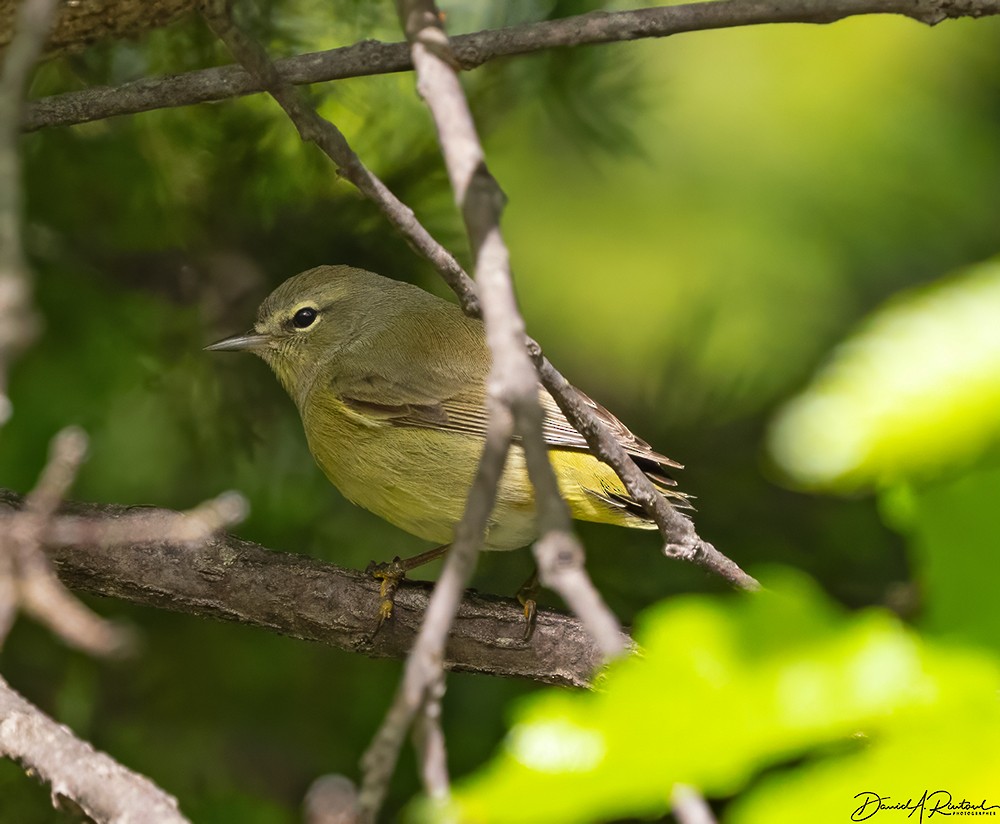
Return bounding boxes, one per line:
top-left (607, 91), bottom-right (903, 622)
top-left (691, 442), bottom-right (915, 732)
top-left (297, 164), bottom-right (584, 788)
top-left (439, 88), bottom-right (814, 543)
top-left (198, 0), bottom-right (477, 314)
top-left (672, 784), bottom-right (719, 824)
top-left (7, 428), bottom-right (133, 655)
top-left (355, 397), bottom-right (516, 817)
top-left (530, 351), bottom-right (760, 590)
top-left (0, 674), bottom-right (190, 824)
top-left (359, 1), bottom-right (630, 817)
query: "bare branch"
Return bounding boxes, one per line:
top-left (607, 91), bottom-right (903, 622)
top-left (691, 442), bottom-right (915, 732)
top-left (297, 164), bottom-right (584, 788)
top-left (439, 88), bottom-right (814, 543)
top-left (0, 0), bottom-right (197, 55)
top-left (0, 490), bottom-right (617, 688)
top-left (22, 0), bottom-right (1000, 133)
top-left (23, 426), bottom-right (88, 515)
top-left (199, 0), bottom-right (478, 315)
top-left (672, 784), bottom-right (719, 824)
top-left (0, 0), bottom-right (59, 422)
top-left (358, 399), bottom-right (516, 815)
top-left (412, 676), bottom-right (449, 802)
top-left (3, 428), bottom-right (134, 655)
top-left (52, 489), bottom-right (248, 546)
top-left (529, 350), bottom-right (760, 591)
top-left (0, 674), bottom-right (189, 824)
top-left (357, 2), bottom-right (629, 817)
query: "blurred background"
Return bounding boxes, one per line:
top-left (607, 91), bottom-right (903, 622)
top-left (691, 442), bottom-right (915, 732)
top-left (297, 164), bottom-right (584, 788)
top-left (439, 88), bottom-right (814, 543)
top-left (2, 0), bottom-right (1000, 820)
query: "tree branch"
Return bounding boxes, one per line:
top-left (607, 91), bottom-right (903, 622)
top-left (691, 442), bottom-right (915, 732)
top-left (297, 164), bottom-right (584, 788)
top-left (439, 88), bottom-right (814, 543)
top-left (0, 0), bottom-right (197, 55)
top-left (357, 2), bottom-right (631, 817)
top-left (0, 0), bottom-right (59, 422)
top-left (0, 674), bottom-right (189, 823)
top-left (22, 0), bottom-right (1000, 133)
top-left (0, 489), bottom-right (615, 689)
top-left (198, 0), bottom-right (478, 315)
top-left (529, 350), bottom-right (760, 591)
top-left (6, 428), bottom-right (134, 656)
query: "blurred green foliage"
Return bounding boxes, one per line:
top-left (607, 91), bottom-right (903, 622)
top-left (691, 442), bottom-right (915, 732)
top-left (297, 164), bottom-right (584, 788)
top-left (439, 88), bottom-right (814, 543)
top-left (770, 254), bottom-right (1000, 655)
top-left (769, 258), bottom-right (1000, 491)
top-left (417, 571), bottom-right (1000, 824)
top-left (2, 0), bottom-right (1000, 821)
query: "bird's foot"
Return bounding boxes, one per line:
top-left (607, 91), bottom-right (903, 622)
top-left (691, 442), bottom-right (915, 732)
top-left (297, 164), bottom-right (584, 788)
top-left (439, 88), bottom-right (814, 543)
top-left (366, 556), bottom-right (407, 629)
top-left (365, 545), bottom-right (450, 632)
top-left (516, 569), bottom-right (540, 643)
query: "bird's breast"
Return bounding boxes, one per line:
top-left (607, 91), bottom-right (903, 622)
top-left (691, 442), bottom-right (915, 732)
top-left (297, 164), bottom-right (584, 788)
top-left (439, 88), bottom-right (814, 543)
top-left (301, 389), bottom-right (537, 549)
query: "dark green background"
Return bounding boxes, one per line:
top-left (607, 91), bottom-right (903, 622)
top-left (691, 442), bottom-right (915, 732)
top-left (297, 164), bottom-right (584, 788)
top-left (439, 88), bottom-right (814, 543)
top-left (2, 1), bottom-right (999, 820)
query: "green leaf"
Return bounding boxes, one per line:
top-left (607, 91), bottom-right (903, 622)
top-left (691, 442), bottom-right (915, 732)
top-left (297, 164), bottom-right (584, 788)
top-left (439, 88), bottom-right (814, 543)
top-left (882, 466), bottom-right (1000, 654)
top-left (411, 570), bottom-right (1000, 824)
top-left (767, 258), bottom-right (1000, 491)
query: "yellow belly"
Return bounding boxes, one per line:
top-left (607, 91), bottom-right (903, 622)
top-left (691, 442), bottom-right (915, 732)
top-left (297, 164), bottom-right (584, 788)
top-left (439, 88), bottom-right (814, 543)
top-left (302, 395), bottom-right (654, 550)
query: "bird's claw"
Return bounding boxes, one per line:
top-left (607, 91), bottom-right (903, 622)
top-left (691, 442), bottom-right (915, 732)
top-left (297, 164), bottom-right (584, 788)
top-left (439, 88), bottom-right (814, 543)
top-left (520, 597), bottom-right (538, 642)
top-left (367, 556), bottom-right (406, 629)
top-left (516, 569), bottom-right (540, 643)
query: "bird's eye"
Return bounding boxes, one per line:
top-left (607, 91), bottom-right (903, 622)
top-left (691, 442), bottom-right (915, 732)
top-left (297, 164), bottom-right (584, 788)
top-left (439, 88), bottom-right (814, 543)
top-left (292, 307), bottom-right (318, 329)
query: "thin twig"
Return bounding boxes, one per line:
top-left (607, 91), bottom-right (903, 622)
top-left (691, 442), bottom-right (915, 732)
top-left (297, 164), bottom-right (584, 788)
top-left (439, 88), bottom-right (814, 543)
top-left (0, 0), bottom-right (59, 422)
top-left (357, 399), bottom-right (516, 817)
top-left (671, 784), bottom-right (719, 824)
top-left (530, 349), bottom-right (760, 591)
top-left (3, 427), bottom-right (133, 655)
top-left (52, 489), bottom-right (248, 546)
top-left (412, 676), bottom-right (449, 802)
top-left (0, 674), bottom-right (190, 824)
top-left (357, 2), bottom-right (630, 817)
top-left (22, 0), bottom-right (1000, 133)
top-left (400, 0), bottom-right (626, 650)
top-left (198, 0), bottom-right (478, 315)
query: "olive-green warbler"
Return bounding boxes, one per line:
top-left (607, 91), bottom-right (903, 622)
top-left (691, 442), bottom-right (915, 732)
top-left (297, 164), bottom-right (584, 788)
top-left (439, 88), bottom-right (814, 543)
top-left (208, 266), bottom-right (685, 560)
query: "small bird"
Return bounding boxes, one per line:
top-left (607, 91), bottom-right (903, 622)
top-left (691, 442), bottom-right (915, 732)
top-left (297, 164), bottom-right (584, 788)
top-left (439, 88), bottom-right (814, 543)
top-left (208, 265), bottom-right (686, 618)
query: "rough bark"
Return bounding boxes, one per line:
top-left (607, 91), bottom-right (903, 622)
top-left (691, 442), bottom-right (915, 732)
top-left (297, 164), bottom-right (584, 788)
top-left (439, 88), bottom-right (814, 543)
top-left (0, 0), bottom-right (195, 55)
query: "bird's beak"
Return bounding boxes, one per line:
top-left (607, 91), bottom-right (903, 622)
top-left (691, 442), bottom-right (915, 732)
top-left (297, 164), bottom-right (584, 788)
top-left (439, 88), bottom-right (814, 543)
top-left (204, 331), bottom-right (270, 352)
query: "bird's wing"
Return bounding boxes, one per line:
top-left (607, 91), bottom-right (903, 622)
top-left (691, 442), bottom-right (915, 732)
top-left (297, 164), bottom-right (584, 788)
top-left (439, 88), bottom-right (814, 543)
top-left (332, 369), bottom-right (683, 487)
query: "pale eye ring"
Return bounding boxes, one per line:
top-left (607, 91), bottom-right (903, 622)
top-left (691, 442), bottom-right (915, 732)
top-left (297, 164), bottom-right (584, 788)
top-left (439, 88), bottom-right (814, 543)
top-left (292, 307), bottom-right (318, 329)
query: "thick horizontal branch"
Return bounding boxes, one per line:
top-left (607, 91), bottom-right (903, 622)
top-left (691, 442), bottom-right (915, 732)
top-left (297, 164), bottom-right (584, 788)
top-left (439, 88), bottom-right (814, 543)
top-left (23, 0), bottom-right (1000, 132)
top-left (0, 490), bottom-right (612, 688)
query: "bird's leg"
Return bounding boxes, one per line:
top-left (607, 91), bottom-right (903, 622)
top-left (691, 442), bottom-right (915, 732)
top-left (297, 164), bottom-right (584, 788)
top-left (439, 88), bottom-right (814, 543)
top-left (516, 565), bottom-right (540, 642)
top-left (366, 544), bottom-right (450, 626)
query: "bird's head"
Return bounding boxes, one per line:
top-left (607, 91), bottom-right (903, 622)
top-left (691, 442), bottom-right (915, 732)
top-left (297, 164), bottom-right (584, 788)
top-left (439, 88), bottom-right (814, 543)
top-left (206, 265), bottom-right (377, 403)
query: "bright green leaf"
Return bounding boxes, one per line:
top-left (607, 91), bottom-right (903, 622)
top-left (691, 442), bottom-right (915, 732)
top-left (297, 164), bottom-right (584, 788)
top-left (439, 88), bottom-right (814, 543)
top-left (412, 570), bottom-right (1000, 824)
top-left (768, 258), bottom-right (1000, 491)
